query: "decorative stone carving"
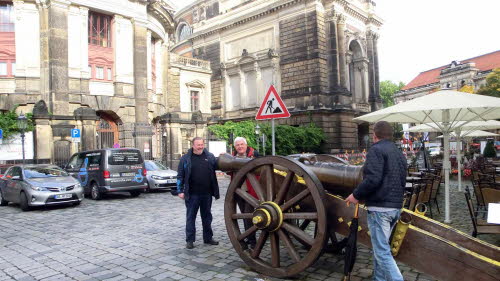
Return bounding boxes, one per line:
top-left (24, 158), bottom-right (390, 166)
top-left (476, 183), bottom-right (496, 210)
top-left (267, 48), bottom-right (279, 58)
top-left (242, 48), bottom-right (248, 57)
top-left (33, 100), bottom-right (49, 118)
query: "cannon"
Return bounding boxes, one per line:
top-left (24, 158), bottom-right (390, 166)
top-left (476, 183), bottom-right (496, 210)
top-left (218, 154), bottom-right (500, 280)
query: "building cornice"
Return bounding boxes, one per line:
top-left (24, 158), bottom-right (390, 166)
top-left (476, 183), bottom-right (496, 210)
top-left (189, 0), bottom-right (305, 41)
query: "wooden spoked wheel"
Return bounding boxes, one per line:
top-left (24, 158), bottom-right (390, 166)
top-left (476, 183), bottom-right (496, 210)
top-left (224, 156), bottom-right (328, 278)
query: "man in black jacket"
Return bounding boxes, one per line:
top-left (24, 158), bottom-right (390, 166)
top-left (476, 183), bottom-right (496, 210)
top-left (177, 137), bottom-right (220, 249)
top-left (345, 121), bottom-right (406, 281)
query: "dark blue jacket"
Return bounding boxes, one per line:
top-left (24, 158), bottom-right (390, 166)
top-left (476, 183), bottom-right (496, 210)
top-left (353, 139), bottom-right (407, 208)
top-left (176, 148), bottom-right (220, 200)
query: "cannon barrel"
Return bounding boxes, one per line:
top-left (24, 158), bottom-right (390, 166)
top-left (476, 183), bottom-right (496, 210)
top-left (218, 153), bottom-right (363, 195)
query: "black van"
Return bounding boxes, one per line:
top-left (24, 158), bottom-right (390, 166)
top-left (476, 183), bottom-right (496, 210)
top-left (64, 148), bottom-right (148, 200)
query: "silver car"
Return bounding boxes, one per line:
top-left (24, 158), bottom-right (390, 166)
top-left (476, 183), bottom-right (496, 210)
top-left (144, 161), bottom-right (177, 191)
top-left (0, 165), bottom-right (84, 211)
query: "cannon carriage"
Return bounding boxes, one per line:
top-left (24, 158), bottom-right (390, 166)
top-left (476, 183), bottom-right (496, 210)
top-left (218, 154), bottom-right (499, 280)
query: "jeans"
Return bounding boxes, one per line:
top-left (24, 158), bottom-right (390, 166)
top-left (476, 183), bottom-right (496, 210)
top-left (185, 192), bottom-right (213, 243)
top-left (367, 209), bottom-right (404, 281)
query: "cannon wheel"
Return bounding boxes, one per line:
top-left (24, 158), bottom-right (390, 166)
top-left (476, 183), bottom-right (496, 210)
top-left (224, 156), bottom-right (327, 278)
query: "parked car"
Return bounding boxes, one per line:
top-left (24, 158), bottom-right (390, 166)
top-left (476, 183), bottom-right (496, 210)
top-left (0, 165), bottom-right (83, 211)
top-left (64, 148), bottom-right (148, 200)
top-left (144, 160), bottom-right (177, 191)
top-left (495, 141), bottom-right (500, 151)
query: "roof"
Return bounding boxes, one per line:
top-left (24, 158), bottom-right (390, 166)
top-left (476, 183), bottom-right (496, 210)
top-left (402, 50), bottom-right (500, 90)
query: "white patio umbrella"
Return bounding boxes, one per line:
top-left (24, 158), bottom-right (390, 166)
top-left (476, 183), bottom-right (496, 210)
top-left (436, 130), bottom-right (499, 138)
top-left (354, 90), bottom-right (500, 223)
top-left (408, 121), bottom-right (500, 192)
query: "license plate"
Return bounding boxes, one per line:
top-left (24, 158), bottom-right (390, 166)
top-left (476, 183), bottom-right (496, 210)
top-left (121, 172), bottom-right (135, 177)
top-left (55, 194), bottom-right (72, 199)
top-left (166, 179), bottom-right (176, 184)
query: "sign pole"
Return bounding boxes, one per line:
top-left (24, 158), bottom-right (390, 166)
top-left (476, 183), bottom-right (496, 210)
top-left (272, 119), bottom-right (275, 155)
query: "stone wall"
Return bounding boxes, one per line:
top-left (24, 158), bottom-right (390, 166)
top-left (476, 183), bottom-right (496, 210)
top-left (279, 10), bottom-right (329, 109)
top-left (194, 42), bottom-right (222, 116)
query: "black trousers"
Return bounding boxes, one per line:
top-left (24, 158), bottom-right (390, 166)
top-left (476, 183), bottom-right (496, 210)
top-left (185, 192), bottom-right (213, 243)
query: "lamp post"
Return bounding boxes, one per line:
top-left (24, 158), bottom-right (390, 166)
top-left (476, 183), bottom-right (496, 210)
top-left (255, 124), bottom-right (260, 152)
top-left (17, 113), bottom-right (28, 165)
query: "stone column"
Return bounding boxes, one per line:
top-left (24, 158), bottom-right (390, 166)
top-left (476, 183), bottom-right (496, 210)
top-left (336, 15), bottom-right (348, 90)
top-left (47, 0), bottom-right (70, 115)
top-left (254, 61), bottom-right (263, 105)
top-left (133, 20), bottom-right (149, 124)
top-left (32, 101), bottom-right (52, 162)
top-left (146, 30), bottom-right (152, 91)
top-left (132, 19), bottom-right (152, 159)
top-left (373, 34), bottom-right (381, 105)
top-left (74, 107), bottom-right (98, 151)
top-left (220, 63), bottom-right (228, 116)
top-left (239, 68), bottom-right (246, 108)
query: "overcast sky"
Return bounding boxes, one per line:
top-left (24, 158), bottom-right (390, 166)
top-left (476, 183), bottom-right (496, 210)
top-left (175, 0), bottom-right (500, 85)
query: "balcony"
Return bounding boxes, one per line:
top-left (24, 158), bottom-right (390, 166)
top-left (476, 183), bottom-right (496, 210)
top-left (170, 54), bottom-right (211, 72)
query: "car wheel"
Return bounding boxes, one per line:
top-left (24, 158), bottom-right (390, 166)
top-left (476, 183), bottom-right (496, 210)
top-left (130, 190), bottom-right (141, 197)
top-left (19, 192), bottom-right (30, 211)
top-left (90, 183), bottom-right (101, 200)
top-left (0, 191), bottom-right (8, 206)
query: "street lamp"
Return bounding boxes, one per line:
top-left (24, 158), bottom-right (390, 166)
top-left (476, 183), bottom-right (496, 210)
top-left (255, 124), bottom-right (261, 152)
top-left (17, 113), bottom-right (28, 165)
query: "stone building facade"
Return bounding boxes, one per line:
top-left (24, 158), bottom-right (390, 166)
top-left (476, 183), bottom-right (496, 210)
top-left (394, 50), bottom-right (500, 103)
top-left (0, 0), bottom-right (192, 166)
top-left (172, 0), bottom-right (383, 153)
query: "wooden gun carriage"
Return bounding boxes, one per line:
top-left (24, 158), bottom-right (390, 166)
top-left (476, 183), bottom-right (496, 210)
top-left (217, 154), bottom-right (499, 280)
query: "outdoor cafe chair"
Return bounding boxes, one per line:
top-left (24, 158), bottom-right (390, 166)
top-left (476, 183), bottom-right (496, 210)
top-left (464, 186), bottom-right (500, 238)
top-left (481, 187), bottom-right (500, 205)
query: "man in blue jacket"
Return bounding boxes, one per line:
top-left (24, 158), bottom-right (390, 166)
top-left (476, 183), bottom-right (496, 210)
top-left (177, 137), bottom-right (220, 249)
top-left (345, 121), bottom-right (407, 281)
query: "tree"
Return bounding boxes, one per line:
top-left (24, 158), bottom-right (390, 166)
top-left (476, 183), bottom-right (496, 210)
top-left (476, 68), bottom-right (500, 98)
top-left (379, 80), bottom-right (405, 107)
top-left (0, 106), bottom-right (34, 139)
top-left (483, 139), bottom-right (496, 158)
top-left (208, 121), bottom-right (325, 155)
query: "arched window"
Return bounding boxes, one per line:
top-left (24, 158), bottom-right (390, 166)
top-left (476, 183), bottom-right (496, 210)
top-left (178, 24), bottom-right (192, 41)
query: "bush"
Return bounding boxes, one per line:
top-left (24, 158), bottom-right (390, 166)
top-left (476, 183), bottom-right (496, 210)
top-left (483, 140), bottom-right (496, 158)
top-left (0, 106), bottom-right (34, 139)
top-left (208, 120), bottom-right (325, 156)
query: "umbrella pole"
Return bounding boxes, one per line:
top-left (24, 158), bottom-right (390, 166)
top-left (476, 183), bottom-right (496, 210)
top-left (456, 130), bottom-right (462, 192)
top-left (443, 110), bottom-right (451, 223)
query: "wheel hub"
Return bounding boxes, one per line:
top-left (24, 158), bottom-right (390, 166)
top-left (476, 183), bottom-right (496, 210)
top-left (252, 201), bottom-right (283, 232)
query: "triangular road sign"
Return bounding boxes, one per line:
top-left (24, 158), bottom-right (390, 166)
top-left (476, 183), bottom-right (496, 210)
top-left (256, 85), bottom-right (290, 120)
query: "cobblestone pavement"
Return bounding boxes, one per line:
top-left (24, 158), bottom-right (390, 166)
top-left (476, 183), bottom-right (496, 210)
top-left (0, 176), bottom-right (495, 281)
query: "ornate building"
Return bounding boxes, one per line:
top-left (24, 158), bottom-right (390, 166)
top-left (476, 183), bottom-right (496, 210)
top-left (0, 0), bottom-right (181, 165)
top-left (172, 0), bottom-right (383, 153)
top-left (0, 0), bottom-right (384, 167)
top-left (394, 50), bottom-right (500, 103)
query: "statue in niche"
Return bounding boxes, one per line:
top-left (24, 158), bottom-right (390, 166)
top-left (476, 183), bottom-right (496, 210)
top-left (242, 49), bottom-right (248, 57)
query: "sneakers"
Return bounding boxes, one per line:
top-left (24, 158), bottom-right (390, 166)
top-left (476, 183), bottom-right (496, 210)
top-left (186, 242), bottom-right (194, 249)
top-left (204, 239), bottom-right (219, 245)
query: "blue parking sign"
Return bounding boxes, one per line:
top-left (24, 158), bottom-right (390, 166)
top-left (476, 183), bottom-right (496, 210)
top-left (71, 128), bottom-right (81, 138)
top-left (0, 128), bottom-right (3, 139)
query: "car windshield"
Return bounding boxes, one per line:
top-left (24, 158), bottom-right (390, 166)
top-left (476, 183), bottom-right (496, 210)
top-left (24, 167), bottom-right (69, 178)
top-left (145, 161), bottom-right (167, 171)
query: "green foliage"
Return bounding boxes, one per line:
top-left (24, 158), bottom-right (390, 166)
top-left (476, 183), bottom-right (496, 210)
top-left (476, 68), bottom-right (500, 98)
top-left (380, 80), bottom-right (405, 107)
top-left (483, 140), bottom-right (497, 158)
top-left (208, 120), bottom-right (325, 155)
top-left (0, 106), bottom-right (34, 139)
top-left (392, 123), bottom-right (403, 140)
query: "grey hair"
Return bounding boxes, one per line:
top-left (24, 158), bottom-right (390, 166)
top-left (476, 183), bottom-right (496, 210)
top-left (234, 137), bottom-right (247, 146)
